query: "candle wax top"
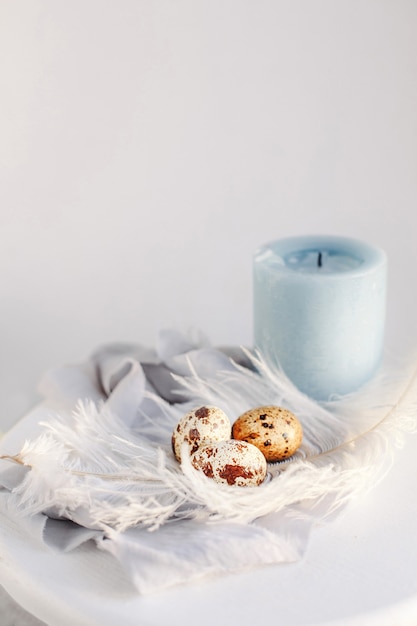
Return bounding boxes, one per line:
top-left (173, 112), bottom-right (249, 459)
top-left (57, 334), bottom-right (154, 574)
top-left (255, 235), bottom-right (386, 278)
top-left (285, 249), bottom-right (362, 273)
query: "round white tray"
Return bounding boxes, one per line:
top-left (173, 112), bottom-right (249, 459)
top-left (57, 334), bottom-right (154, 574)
top-left (1, 405), bottom-right (417, 626)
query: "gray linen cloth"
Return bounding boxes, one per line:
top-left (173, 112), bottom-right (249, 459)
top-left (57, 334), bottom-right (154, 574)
top-left (0, 330), bottom-right (311, 594)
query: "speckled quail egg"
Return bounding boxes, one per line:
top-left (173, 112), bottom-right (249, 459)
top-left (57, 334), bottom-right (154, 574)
top-left (232, 405), bottom-right (303, 462)
top-left (172, 405), bottom-right (231, 462)
top-left (191, 439), bottom-right (267, 486)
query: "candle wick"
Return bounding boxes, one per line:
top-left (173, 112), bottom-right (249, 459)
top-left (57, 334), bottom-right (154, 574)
top-left (317, 252), bottom-right (323, 268)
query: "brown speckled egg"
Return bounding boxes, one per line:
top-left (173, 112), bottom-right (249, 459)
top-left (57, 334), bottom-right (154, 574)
top-left (232, 405), bottom-right (303, 462)
top-left (172, 405), bottom-right (231, 462)
top-left (191, 439), bottom-right (267, 486)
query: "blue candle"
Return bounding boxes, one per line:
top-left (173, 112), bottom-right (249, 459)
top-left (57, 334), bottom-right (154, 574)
top-left (253, 235), bottom-right (387, 400)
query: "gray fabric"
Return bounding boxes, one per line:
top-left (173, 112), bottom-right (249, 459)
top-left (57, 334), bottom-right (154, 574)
top-left (0, 330), bottom-right (312, 594)
top-left (43, 518), bottom-right (103, 552)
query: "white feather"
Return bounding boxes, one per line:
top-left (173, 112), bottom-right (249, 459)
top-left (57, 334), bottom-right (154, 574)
top-left (2, 350), bottom-right (417, 532)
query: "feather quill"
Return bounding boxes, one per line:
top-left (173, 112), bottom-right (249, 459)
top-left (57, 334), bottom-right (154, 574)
top-left (1, 350), bottom-right (417, 532)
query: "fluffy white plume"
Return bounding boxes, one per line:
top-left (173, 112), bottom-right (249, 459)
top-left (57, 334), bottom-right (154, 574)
top-left (2, 350), bottom-right (417, 532)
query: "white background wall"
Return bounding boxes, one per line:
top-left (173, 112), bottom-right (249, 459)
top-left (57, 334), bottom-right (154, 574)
top-left (1, 0), bottom-right (417, 428)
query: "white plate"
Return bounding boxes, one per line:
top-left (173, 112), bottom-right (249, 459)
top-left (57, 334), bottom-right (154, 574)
top-left (1, 406), bottom-right (417, 626)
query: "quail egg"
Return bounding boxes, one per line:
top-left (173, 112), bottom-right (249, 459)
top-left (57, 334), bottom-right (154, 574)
top-left (191, 439), bottom-right (267, 486)
top-left (232, 405), bottom-right (303, 462)
top-left (172, 405), bottom-right (231, 462)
